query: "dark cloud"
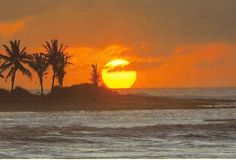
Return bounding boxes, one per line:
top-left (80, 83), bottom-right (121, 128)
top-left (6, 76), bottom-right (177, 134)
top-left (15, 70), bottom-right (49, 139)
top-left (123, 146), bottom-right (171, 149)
top-left (67, 0), bottom-right (236, 44)
top-left (128, 60), bottom-right (162, 71)
top-left (0, 0), bottom-right (64, 21)
top-left (59, 0), bottom-right (236, 53)
top-left (1, 0), bottom-right (236, 54)
top-left (105, 59), bottom-right (161, 72)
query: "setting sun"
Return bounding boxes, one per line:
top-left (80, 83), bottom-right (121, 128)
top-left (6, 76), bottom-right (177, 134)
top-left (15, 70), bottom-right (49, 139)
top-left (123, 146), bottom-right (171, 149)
top-left (102, 59), bottom-right (137, 89)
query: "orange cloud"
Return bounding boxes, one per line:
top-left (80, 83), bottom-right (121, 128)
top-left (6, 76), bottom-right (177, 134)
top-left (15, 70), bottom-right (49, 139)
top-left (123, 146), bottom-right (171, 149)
top-left (137, 43), bottom-right (236, 88)
top-left (67, 45), bottom-right (129, 67)
top-left (0, 19), bottom-right (25, 37)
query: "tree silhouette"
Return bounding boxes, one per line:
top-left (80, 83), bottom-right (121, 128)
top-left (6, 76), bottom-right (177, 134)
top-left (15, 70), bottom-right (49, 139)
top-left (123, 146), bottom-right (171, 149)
top-left (43, 39), bottom-right (67, 92)
top-left (29, 53), bottom-right (49, 95)
top-left (56, 52), bottom-right (72, 88)
top-left (90, 64), bottom-right (101, 87)
top-left (0, 40), bottom-right (32, 92)
top-left (0, 61), bottom-right (4, 78)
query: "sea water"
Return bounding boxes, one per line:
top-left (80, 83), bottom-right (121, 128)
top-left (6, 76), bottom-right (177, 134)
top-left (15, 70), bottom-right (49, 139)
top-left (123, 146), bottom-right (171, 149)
top-left (117, 87), bottom-right (236, 100)
top-left (0, 88), bottom-right (236, 158)
top-left (0, 108), bottom-right (235, 158)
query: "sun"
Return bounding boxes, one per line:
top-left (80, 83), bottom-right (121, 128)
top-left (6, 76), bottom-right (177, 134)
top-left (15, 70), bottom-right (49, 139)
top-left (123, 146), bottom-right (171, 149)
top-left (102, 59), bottom-right (137, 89)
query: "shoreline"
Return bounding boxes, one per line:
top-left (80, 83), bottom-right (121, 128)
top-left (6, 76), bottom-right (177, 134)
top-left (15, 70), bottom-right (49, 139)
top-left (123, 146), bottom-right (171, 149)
top-left (0, 85), bottom-right (235, 112)
top-left (0, 95), bottom-right (235, 112)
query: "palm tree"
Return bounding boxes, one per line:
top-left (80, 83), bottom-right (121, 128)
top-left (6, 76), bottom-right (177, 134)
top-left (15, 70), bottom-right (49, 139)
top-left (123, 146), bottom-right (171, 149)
top-left (90, 64), bottom-right (100, 87)
top-left (43, 39), bottom-right (67, 92)
top-left (56, 52), bottom-right (72, 88)
top-left (0, 61), bottom-right (4, 78)
top-left (29, 53), bottom-right (49, 95)
top-left (0, 40), bottom-right (32, 92)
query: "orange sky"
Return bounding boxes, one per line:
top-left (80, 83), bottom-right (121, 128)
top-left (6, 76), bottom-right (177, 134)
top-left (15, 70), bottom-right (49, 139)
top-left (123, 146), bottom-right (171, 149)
top-left (0, 0), bottom-right (236, 89)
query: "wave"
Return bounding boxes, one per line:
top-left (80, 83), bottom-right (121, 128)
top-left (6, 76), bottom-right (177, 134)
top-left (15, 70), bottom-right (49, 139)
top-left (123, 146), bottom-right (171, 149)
top-left (2, 122), bottom-right (236, 132)
top-left (1, 122), bottom-right (236, 159)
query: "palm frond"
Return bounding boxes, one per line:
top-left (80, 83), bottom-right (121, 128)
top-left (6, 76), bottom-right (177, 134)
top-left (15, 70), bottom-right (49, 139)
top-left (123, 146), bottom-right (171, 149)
top-left (44, 41), bottom-right (53, 54)
top-left (16, 40), bottom-right (20, 48)
top-left (10, 40), bottom-right (19, 54)
top-left (1, 40), bottom-right (31, 91)
top-left (52, 40), bottom-right (58, 53)
top-left (19, 46), bottom-right (27, 55)
top-left (18, 63), bottom-right (32, 79)
top-left (0, 54), bottom-right (10, 61)
top-left (5, 67), bottom-right (16, 81)
top-left (29, 53), bottom-right (49, 79)
top-left (0, 61), bottom-right (12, 72)
top-left (21, 54), bottom-right (33, 64)
top-left (2, 45), bottom-right (13, 57)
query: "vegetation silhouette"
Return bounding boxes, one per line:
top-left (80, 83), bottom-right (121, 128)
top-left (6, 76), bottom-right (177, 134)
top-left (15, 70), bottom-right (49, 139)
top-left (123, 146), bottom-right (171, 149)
top-left (0, 84), bottom-right (233, 112)
top-left (0, 39), bottom-right (72, 94)
top-left (0, 62), bottom-right (3, 78)
top-left (56, 52), bottom-right (72, 88)
top-left (43, 40), bottom-right (68, 92)
top-left (0, 40), bottom-right (32, 92)
top-left (90, 64), bottom-right (101, 87)
top-left (29, 53), bottom-right (49, 95)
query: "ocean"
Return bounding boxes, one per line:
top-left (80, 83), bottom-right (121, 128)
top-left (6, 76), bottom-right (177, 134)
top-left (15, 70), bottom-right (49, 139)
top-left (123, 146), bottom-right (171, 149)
top-left (116, 87), bottom-right (236, 100)
top-left (0, 88), bottom-right (236, 158)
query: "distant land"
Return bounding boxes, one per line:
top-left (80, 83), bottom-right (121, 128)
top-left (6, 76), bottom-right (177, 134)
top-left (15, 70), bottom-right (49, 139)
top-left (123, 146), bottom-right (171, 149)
top-left (0, 83), bottom-right (235, 112)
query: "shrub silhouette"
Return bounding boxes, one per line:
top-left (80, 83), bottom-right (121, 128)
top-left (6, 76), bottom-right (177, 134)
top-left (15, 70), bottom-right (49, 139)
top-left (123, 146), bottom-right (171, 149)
top-left (90, 64), bottom-right (101, 87)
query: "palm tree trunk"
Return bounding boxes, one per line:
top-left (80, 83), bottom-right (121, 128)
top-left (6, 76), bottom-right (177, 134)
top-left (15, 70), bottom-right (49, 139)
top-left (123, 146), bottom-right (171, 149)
top-left (40, 77), bottom-right (44, 95)
top-left (51, 72), bottom-right (55, 92)
top-left (61, 78), bottom-right (63, 88)
top-left (59, 75), bottom-right (64, 88)
top-left (11, 74), bottom-right (15, 92)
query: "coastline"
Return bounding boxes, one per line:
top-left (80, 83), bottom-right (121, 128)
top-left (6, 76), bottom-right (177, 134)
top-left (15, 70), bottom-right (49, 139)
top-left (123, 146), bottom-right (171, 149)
top-left (0, 95), bottom-right (235, 112)
top-left (0, 85), bottom-right (235, 112)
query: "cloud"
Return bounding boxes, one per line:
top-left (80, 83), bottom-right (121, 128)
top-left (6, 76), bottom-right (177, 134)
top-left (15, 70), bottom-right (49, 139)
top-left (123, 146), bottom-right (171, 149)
top-left (66, 44), bottom-right (162, 72)
top-left (128, 59), bottom-right (162, 71)
top-left (1, 0), bottom-right (235, 55)
top-left (146, 42), bottom-right (236, 87)
top-left (0, 0), bottom-right (64, 22)
top-left (0, 19), bottom-right (25, 37)
top-left (67, 45), bottom-right (130, 68)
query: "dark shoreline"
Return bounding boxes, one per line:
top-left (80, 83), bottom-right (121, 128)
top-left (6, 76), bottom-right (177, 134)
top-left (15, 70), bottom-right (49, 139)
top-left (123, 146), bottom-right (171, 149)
top-left (0, 84), bottom-right (235, 112)
top-left (0, 95), bottom-right (235, 112)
